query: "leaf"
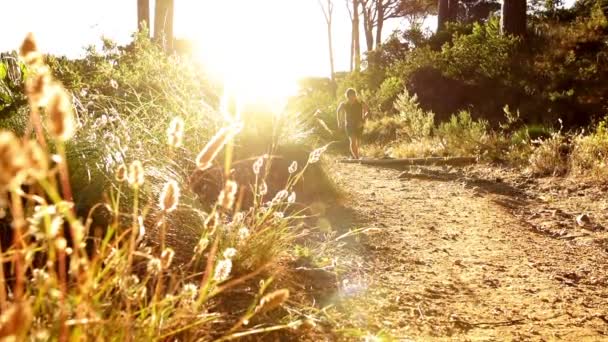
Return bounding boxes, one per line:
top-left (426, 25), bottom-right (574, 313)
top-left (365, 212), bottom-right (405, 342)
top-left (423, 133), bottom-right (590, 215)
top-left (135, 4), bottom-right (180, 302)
top-left (0, 63), bottom-right (6, 80)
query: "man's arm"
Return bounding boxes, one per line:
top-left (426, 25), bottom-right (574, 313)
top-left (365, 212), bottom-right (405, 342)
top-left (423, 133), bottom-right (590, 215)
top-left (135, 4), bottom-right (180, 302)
top-left (336, 102), bottom-right (344, 128)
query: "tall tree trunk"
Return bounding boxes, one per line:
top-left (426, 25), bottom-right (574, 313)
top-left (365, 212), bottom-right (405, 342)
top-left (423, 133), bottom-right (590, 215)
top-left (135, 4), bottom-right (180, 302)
top-left (362, 8), bottom-right (374, 52)
top-left (137, 0), bottom-right (150, 33)
top-left (353, 0), bottom-right (361, 71)
top-left (501, 0), bottom-right (527, 37)
top-left (327, 22), bottom-right (335, 82)
top-left (154, 0), bottom-right (174, 51)
top-left (375, 0), bottom-right (384, 49)
top-left (437, 0), bottom-right (449, 32)
top-left (448, 0), bottom-right (458, 22)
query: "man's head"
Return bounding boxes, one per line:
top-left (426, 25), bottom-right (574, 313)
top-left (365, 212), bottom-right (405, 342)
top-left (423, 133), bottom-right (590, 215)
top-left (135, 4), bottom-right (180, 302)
top-left (345, 88), bottom-right (357, 102)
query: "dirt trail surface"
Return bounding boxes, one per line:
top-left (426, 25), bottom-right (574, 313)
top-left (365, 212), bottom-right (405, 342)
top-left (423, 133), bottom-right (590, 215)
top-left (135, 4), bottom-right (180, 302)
top-left (327, 161), bottom-right (608, 341)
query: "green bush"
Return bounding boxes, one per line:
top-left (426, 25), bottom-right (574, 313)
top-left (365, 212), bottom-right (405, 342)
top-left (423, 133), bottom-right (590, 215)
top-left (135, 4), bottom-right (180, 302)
top-left (437, 110), bottom-right (489, 156)
top-left (393, 91), bottom-right (435, 141)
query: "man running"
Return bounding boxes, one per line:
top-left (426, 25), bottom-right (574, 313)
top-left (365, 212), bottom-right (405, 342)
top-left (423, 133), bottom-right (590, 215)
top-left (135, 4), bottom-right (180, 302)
top-left (337, 88), bottom-right (369, 160)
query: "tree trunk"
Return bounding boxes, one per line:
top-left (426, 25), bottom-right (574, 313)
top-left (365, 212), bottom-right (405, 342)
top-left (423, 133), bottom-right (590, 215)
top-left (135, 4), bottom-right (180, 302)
top-left (362, 8), bottom-right (374, 52)
top-left (501, 0), bottom-right (527, 37)
top-left (437, 0), bottom-right (449, 32)
top-left (448, 0), bottom-right (458, 22)
top-left (154, 0), bottom-right (174, 51)
top-left (375, 0), bottom-right (384, 49)
top-left (137, 0), bottom-right (150, 33)
top-left (353, 0), bottom-right (361, 72)
top-left (327, 22), bottom-right (335, 82)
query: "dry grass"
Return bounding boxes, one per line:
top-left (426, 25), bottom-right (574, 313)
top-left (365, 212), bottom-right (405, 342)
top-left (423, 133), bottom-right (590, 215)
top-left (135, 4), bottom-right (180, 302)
top-left (0, 34), bottom-right (329, 341)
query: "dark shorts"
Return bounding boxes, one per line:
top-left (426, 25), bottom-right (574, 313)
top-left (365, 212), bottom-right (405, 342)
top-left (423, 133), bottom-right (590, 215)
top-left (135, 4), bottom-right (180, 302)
top-left (346, 124), bottom-right (363, 138)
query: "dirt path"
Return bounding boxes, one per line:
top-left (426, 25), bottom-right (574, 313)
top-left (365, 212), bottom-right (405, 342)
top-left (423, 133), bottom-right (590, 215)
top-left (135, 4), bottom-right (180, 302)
top-left (327, 162), bottom-right (608, 341)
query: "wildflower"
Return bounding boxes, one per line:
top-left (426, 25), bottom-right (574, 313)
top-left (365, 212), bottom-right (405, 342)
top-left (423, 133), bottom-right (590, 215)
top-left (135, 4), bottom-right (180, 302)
top-left (237, 227), bottom-right (250, 242)
top-left (194, 237), bottom-right (209, 254)
top-left (46, 86), bottom-right (75, 141)
top-left (214, 258), bottom-right (232, 282)
top-left (308, 144), bottom-right (330, 164)
top-left (167, 116), bottom-right (185, 148)
top-left (147, 258), bottom-right (162, 275)
top-left (159, 179), bottom-right (180, 212)
top-left (223, 247), bottom-right (237, 259)
top-left (160, 248), bottom-right (175, 269)
top-left (195, 123), bottom-right (242, 171)
top-left (115, 164), bottom-right (127, 182)
top-left (48, 216), bottom-right (64, 238)
top-left (258, 181), bottom-right (268, 196)
top-left (109, 79), bottom-right (118, 89)
top-left (255, 289), bottom-right (290, 314)
top-left (252, 156), bottom-right (264, 175)
top-left (274, 212), bottom-right (284, 219)
top-left (127, 160), bottom-right (144, 188)
top-left (288, 161), bottom-right (298, 174)
top-left (218, 180), bottom-right (237, 209)
top-left (272, 190), bottom-right (289, 204)
top-left (288, 191), bottom-right (296, 204)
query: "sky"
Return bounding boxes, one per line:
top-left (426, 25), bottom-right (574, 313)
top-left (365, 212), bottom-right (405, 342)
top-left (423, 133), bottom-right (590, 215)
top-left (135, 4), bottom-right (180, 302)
top-left (0, 0), bottom-right (404, 80)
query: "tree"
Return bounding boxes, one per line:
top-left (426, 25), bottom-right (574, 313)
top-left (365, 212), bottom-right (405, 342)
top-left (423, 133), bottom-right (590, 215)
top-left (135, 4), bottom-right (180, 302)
top-left (361, 0), bottom-right (377, 51)
top-left (154, 0), bottom-right (175, 51)
top-left (137, 0), bottom-right (150, 33)
top-left (501, 0), bottom-right (527, 37)
top-left (437, 0), bottom-right (450, 31)
top-left (448, 0), bottom-right (459, 21)
top-left (318, 0), bottom-right (336, 81)
top-left (375, 0), bottom-right (402, 49)
top-left (346, 0), bottom-right (362, 72)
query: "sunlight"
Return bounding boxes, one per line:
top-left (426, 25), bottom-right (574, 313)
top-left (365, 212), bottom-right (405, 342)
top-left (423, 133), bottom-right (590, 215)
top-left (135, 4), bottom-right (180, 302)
top-left (182, 0), bottom-right (315, 111)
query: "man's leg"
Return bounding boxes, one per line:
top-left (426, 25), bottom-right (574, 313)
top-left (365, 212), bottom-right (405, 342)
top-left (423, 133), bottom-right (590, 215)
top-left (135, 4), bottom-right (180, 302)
top-left (350, 136), bottom-right (360, 159)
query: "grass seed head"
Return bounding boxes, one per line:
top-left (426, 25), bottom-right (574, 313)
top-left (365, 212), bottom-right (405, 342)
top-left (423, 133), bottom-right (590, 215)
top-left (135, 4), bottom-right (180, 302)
top-left (196, 123), bottom-right (242, 170)
top-left (214, 258), bottom-right (232, 282)
top-left (115, 164), bottom-right (127, 182)
top-left (159, 179), bottom-right (180, 212)
top-left (127, 161), bottom-right (145, 188)
top-left (223, 247), bottom-right (237, 259)
top-left (161, 248), bottom-right (175, 269)
top-left (147, 258), bottom-right (162, 276)
top-left (167, 116), bottom-right (185, 148)
top-left (252, 156), bottom-right (264, 175)
top-left (255, 289), bottom-right (290, 314)
top-left (288, 161), bottom-right (298, 174)
top-left (0, 132), bottom-right (29, 189)
top-left (218, 180), bottom-right (237, 209)
top-left (46, 86), bottom-right (75, 141)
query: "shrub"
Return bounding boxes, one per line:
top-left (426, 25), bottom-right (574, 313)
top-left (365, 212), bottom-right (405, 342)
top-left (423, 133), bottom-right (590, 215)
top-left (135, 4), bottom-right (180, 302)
top-left (570, 120), bottom-right (608, 180)
top-left (394, 91), bottom-right (435, 142)
top-left (528, 131), bottom-right (570, 176)
top-left (437, 110), bottom-right (488, 156)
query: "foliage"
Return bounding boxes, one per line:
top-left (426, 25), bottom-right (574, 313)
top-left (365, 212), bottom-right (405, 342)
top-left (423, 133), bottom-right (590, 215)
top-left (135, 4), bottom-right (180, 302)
top-left (437, 110), bottom-right (488, 155)
top-left (0, 33), bottom-right (334, 340)
top-left (393, 91), bottom-right (434, 141)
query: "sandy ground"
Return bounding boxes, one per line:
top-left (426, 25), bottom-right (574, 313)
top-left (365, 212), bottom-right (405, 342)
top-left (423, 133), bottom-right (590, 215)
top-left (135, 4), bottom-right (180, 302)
top-left (324, 161), bottom-right (608, 341)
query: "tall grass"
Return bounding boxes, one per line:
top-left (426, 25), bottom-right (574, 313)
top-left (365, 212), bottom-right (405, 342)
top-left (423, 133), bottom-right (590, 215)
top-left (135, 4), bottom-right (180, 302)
top-left (0, 34), bottom-right (329, 340)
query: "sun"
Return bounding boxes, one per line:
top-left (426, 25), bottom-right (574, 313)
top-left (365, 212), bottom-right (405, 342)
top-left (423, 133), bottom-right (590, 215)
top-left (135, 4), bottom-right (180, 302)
top-left (179, 0), bottom-right (317, 111)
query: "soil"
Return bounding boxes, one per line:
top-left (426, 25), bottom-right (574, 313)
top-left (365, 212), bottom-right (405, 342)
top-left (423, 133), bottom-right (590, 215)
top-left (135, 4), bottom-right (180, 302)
top-left (322, 161), bottom-right (608, 341)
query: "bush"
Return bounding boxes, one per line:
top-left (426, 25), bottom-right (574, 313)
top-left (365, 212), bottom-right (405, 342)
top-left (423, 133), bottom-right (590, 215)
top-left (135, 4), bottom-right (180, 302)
top-left (437, 110), bottom-right (489, 156)
top-left (394, 91), bottom-right (435, 142)
top-left (570, 120), bottom-right (608, 179)
top-left (528, 131), bottom-right (570, 176)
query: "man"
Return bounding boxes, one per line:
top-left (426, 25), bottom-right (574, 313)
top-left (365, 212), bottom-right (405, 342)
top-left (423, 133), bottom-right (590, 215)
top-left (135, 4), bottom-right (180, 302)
top-left (337, 88), bottom-right (369, 160)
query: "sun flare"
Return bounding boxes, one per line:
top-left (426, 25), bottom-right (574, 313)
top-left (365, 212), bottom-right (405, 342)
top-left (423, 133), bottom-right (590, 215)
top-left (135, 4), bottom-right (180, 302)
top-left (180, 0), bottom-right (323, 110)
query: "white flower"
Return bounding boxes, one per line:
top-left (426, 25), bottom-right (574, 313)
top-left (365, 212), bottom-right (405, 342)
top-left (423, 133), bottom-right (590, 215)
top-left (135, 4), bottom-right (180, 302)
top-left (181, 283), bottom-right (198, 302)
top-left (109, 79), bottom-right (118, 89)
top-left (214, 259), bottom-right (232, 282)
